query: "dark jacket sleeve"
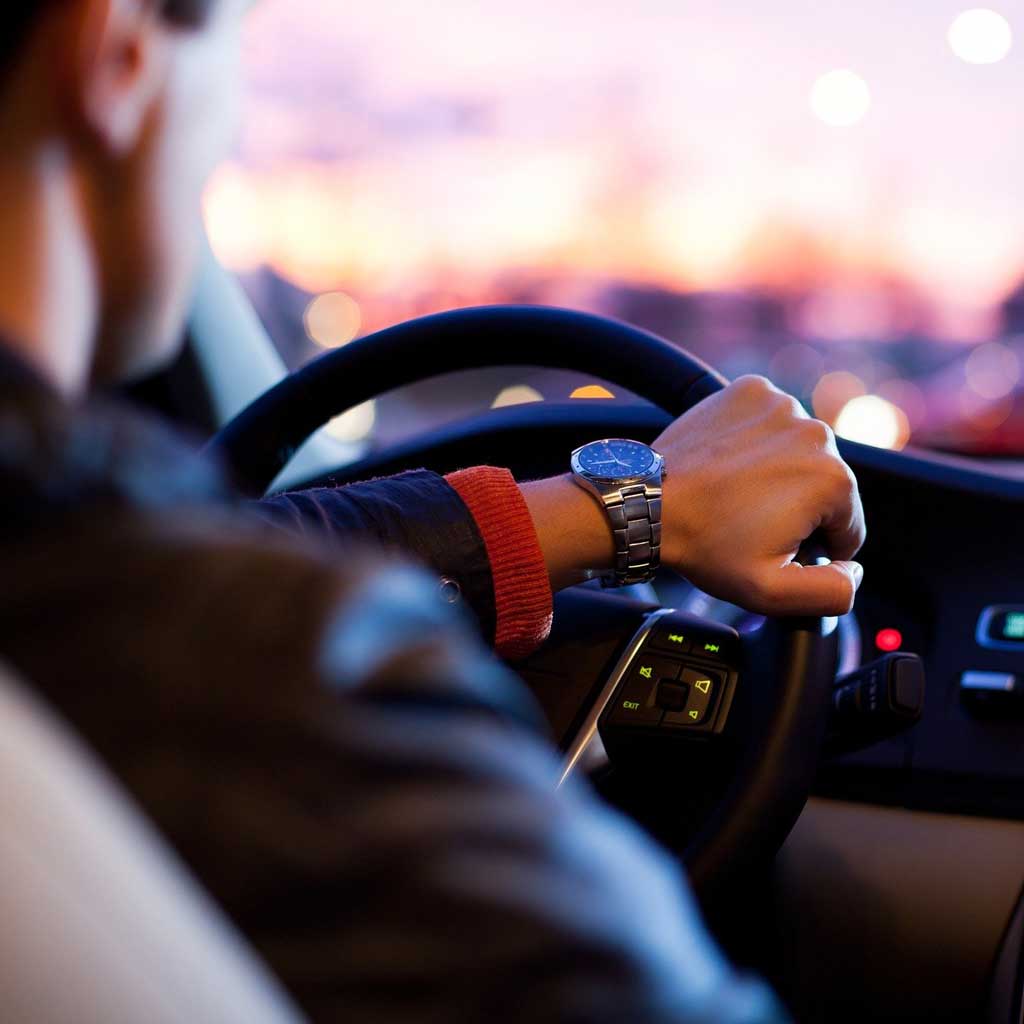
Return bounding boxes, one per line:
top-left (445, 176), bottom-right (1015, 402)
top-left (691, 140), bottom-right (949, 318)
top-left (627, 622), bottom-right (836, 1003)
top-left (0, 510), bottom-right (787, 1024)
top-left (251, 470), bottom-right (497, 642)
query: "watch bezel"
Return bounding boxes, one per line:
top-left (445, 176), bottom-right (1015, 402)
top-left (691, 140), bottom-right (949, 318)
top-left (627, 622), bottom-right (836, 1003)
top-left (570, 439), bottom-right (664, 485)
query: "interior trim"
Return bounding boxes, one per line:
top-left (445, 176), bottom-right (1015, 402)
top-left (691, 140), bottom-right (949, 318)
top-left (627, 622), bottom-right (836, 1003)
top-left (559, 608), bottom-right (671, 785)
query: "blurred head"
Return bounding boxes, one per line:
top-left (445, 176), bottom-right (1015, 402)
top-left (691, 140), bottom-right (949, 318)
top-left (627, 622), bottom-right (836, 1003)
top-left (0, 0), bottom-right (248, 388)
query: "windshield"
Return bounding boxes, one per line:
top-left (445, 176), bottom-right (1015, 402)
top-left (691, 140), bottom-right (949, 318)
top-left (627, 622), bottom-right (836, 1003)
top-left (204, 1), bottom-right (1024, 456)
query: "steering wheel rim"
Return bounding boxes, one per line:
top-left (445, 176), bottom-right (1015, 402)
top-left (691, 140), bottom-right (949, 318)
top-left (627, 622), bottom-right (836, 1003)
top-left (206, 305), bottom-right (726, 497)
top-left (207, 305), bottom-right (837, 899)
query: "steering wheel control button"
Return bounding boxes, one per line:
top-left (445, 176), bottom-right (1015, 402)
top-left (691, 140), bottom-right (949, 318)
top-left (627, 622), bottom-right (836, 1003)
top-left (607, 657), bottom-right (684, 727)
top-left (663, 669), bottom-right (721, 727)
top-left (977, 606), bottom-right (1024, 651)
top-left (656, 680), bottom-right (690, 712)
top-left (648, 626), bottom-right (693, 654)
top-left (633, 657), bottom-right (683, 684)
top-left (698, 640), bottom-right (724, 657)
top-left (647, 624), bottom-right (735, 664)
top-left (608, 675), bottom-right (663, 727)
top-left (601, 615), bottom-right (740, 738)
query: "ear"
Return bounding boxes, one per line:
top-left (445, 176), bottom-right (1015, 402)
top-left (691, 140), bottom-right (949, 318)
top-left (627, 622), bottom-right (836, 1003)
top-left (67, 0), bottom-right (175, 155)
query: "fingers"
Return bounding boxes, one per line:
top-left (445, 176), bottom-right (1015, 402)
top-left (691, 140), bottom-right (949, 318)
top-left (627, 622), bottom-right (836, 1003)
top-left (818, 463), bottom-right (868, 562)
top-left (751, 560), bottom-right (864, 617)
top-left (656, 372), bottom-right (868, 619)
top-left (790, 409), bottom-right (867, 563)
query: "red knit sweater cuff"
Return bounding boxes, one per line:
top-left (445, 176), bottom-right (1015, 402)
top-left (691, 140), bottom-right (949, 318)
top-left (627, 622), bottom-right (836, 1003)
top-left (445, 466), bottom-right (553, 661)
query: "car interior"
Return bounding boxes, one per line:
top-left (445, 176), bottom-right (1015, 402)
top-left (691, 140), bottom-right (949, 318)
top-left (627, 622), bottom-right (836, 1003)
top-left (207, 297), bottom-right (1024, 1024)
top-left (6, 2), bottom-right (1024, 1022)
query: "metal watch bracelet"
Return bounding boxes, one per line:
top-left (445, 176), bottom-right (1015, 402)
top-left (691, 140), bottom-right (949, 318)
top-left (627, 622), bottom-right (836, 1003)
top-left (602, 483), bottom-right (663, 587)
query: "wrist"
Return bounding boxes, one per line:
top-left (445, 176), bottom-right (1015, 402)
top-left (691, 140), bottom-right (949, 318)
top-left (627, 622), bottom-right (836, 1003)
top-left (519, 474), bottom-right (615, 591)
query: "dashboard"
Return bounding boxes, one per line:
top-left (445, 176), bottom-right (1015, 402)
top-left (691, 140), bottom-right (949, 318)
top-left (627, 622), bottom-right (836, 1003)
top-left (815, 455), bottom-right (1024, 824)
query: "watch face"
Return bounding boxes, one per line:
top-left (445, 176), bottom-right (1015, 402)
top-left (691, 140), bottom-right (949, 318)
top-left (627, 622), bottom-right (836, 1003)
top-left (576, 439), bottom-right (657, 480)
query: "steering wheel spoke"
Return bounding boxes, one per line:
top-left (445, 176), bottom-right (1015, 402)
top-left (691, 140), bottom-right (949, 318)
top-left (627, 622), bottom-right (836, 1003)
top-left (551, 596), bottom-right (838, 897)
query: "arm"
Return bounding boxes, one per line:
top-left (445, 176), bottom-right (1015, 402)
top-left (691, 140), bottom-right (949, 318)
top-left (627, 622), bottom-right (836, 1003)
top-left (254, 375), bottom-right (866, 662)
top-left (251, 469), bottom-right (508, 648)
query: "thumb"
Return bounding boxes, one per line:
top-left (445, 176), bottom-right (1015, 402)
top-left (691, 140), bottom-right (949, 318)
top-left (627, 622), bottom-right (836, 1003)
top-left (756, 560), bottom-right (864, 617)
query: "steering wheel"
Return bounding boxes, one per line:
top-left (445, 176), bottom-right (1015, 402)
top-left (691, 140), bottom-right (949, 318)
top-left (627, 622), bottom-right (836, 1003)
top-left (207, 305), bottom-right (838, 901)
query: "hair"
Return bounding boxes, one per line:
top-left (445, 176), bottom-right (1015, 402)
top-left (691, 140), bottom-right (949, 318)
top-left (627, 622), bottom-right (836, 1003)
top-left (1, 2), bottom-right (216, 80)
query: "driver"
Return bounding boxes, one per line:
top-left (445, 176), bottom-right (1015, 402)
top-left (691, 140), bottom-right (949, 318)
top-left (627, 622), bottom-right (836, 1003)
top-left (0, 1), bottom-right (865, 1022)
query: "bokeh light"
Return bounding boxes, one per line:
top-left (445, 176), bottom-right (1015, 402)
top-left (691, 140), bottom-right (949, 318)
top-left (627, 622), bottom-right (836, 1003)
top-left (324, 400), bottom-right (377, 442)
top-left (958, 388), bottom-right (1015, 432)
top-left (570, 384), bottom-right (616, 399)
top-left (800, 287), bottom-right (893, 342)
top-left (948, 9), bottom-right (1013, 65)
top-left (834, 395), bottom-right (911, 450)
top-left (809, 70), bottom-right (871, 127)
top-left (876, 378), bottom-right (928, 431)
top-left (812, 371), bottom-right (866, 424)
top-left (304, 292), bottom-right (362, 349)
top-left (965, 341), bottom-right (1021, 399)
top-left (492, 385), bottom-right (544, 408)
top-left (203, 164), bottom-right (268, 274)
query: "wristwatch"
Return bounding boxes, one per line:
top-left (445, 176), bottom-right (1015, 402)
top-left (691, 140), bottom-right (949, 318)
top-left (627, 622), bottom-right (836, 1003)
top-left (570, 438), bottom-right (665, 588)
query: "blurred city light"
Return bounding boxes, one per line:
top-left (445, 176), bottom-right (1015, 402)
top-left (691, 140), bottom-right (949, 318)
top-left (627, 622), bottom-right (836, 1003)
top-left (812, 371), bottom-right (866, 424)
top-left (203, 164), bottom-right (267, 273)
top-left (965, 341), bottom-right (1021, 399)
top-left (958, 388), bottom-right (1015, 432)
top-left (492, 385), bottom-right (544, 408)
top-left (324, 401), bottom-right (377, 442)
top-left (570, 385), bottom-right (616, 399)
top-left (948, 9), bottom-right (1013, 65)
top-left (809, 70), bottom-right (871, 127)
top-left (800, 287), bottom-right (894, 342)
top-left (876, 378), bottom-right (928, 430)
top-left (303, 292), bottom-right (362, 349)
top-left (835, 395), bottom-right (911, 450)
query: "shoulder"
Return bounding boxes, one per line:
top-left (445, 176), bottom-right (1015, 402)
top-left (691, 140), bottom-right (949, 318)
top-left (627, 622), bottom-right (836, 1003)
top-left (0, 379), bottom-right (229, 543)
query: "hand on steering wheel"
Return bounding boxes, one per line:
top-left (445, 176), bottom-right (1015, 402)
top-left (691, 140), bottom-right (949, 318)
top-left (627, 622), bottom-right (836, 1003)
top-left (522, 373), bottom-right (865, 614)
top-left (655, 374), bottom-right (865, 616)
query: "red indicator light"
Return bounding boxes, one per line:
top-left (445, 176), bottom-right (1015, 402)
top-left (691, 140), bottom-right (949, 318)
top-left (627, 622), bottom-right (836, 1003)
top-left (875, 628), bottom-right (903, 652)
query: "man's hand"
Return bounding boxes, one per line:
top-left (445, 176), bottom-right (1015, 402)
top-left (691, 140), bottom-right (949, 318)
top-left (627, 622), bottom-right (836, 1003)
top-left (654, 375), bottom-right (865, 615)
top-left (521, 375), bottom-right (866, 617)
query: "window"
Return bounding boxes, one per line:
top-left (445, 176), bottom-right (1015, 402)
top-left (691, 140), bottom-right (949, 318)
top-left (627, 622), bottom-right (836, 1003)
top-left (205, 1), bottom-right (1024, 455)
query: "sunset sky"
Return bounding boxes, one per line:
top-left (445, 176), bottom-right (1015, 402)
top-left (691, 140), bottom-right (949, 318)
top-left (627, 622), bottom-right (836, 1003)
top-left (204, 1), bottom-right (1024, 343)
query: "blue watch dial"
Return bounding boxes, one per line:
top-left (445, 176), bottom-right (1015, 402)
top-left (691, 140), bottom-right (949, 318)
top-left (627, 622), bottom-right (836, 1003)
top-left (577, 439), bottom-right (656, 480)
